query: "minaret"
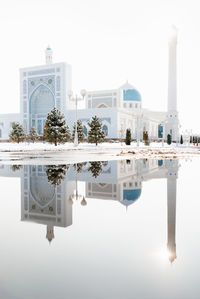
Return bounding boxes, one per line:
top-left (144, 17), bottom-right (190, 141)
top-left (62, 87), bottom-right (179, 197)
top-left (46, 225), bottom-right (54, 244)
top-left (166, 159), bottom-right (178, 263)
top-left (166, 25), bottom-right (179, 142)
top-left (45, 46), bottom-right (53, 64)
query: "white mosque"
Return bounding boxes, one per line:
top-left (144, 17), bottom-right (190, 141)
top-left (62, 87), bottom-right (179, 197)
top-left (0, 27), bottom-right (179, 142)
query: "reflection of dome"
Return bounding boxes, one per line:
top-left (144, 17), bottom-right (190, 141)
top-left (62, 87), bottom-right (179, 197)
top-left (120, 189), bottom-right (141, 207)
top-left (120, 82), bottom-right (141, 102)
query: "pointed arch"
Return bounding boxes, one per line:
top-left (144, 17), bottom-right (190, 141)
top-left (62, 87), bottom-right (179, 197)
top-left (29, 83), bottom-right (55, 114)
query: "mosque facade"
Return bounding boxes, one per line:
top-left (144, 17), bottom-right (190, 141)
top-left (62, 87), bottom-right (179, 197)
top-left (0, 28), bottom-right (179, 141)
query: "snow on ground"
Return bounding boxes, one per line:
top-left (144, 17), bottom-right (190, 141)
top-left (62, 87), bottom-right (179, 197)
top-left (0, 141), bottom-right (199, 165)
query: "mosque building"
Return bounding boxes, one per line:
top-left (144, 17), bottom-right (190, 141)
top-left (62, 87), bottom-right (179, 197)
top-left (0, 27), bottom-right (179, 141)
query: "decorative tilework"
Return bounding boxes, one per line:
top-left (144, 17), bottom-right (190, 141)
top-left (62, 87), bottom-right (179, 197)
top-left (28, 75), bottom-right (55, 95)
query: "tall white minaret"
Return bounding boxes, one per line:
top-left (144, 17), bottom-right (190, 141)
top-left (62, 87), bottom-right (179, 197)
top-left (45, 45), bottom-right (53, 64)
top-left (166, 25), bottom-right (179, 142)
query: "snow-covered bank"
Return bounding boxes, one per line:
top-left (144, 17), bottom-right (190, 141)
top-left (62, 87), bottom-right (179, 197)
top-left (0, 142), bottom-right (199, 165)
top-left (0, 141), bottom-right (198, 152)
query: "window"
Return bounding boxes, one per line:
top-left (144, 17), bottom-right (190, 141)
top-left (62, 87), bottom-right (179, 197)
top-left (102, 125), bottom-right (108, 136)
top-left (135, 103), bottom-right (138, 108)
top-left (83, 125), bottom-right (87, 136)
top-left (37, 120), bottom-right (42, 135)
top-left (158, 124), bottom-right (163, 138)
top-left (123, 103), bottom-right (126, 108)
top-left (129, 103), bottom-right (132, 108)
top-left (0, 129), bottom-right (2, 138)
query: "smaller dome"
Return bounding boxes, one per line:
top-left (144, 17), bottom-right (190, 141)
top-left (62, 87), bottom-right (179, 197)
top-left (120, 81), bottom-right (141, 102)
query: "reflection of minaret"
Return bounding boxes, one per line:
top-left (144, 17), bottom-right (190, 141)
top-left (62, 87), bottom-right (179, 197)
top-left (46, 225), bottom-right (54, 244)
top-left (166, 160), bottom-right (178, 263)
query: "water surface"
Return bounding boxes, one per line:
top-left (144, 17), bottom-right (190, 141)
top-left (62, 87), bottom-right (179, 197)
top-left (0, 158), bottom-right (199, 299)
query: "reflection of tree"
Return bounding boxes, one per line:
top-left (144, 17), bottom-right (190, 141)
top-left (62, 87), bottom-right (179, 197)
top-left (11, 165), bottom-right (23, 172)
top-left (88, 161), bottom-right (102, 178)
top-left (45, 165), bottom-right (69, 186)
top-left (73, 163), bottom-right (84, 173)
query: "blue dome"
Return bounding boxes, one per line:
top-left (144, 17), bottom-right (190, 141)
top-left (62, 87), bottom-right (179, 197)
top-left (123, 89), bottom-right (141, 102)
top-left (120, 82), bottom-right (141, 102)
top-left (120, 189), bottom-right (141, 207)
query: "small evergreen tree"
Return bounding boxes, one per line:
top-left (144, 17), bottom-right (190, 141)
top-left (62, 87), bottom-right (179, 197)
top-left (167, 134), bottom-right (172, 145)
top-left (44, 108), bottom-right (71, 146)
top-left (190, 136), bottom-right (192, 143)
top-left (88, 161), bottom-right (103, 178)
top-left (143, 131), bottom-right (150, 146)
top-left (9, 122), bottom-right (26, 143)
top-left (72, 120), bottom-right (85, 143)
top-left (88, 116), bottom-right (105, 146)
top-left (45, 165), bottom-right (69, 186)
top-left (28, 127), bottom-right (38, 143)
top-left (125, 129), bottom-right (131, 145)
top-left (180, 135), bottom-right (183, 144)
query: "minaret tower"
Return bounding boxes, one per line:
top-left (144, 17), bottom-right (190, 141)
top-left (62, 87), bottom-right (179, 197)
top-left (166, 25), bottom-right (179, 142)
top-left (45, 46), bottom-right (53, 64)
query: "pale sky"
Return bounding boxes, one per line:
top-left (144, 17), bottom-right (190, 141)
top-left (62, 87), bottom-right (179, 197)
top-left (0, 0), bottom-right (200, 133)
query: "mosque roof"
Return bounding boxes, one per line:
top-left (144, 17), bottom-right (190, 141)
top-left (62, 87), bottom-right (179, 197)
top-left (120, 189), bottom-right (141, 207)
top-left (120, 81), bottom-right (141, 102)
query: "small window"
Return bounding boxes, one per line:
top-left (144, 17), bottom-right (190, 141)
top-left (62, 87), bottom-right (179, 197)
top-left (102, 125), bottom-right (108, 136)
top-left (135, 103), bottom-right (138, 108)
top-left (83, 125), bottom-right (87, 136)
top-left (123, 103), bottom-right (126, 108)
top-left (129, 103), bottom-right (132, 108)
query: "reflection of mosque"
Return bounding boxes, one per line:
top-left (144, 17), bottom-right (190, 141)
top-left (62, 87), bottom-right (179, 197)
top-left (0, 159), bottom-right (178, 261)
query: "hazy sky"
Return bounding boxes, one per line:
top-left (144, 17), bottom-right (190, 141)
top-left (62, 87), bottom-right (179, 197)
top-left (0, 0), bottom-right (200, 132)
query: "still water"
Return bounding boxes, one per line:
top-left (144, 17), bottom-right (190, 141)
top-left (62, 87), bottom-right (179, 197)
top-left (0, 158), bottom-right (199, 299)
